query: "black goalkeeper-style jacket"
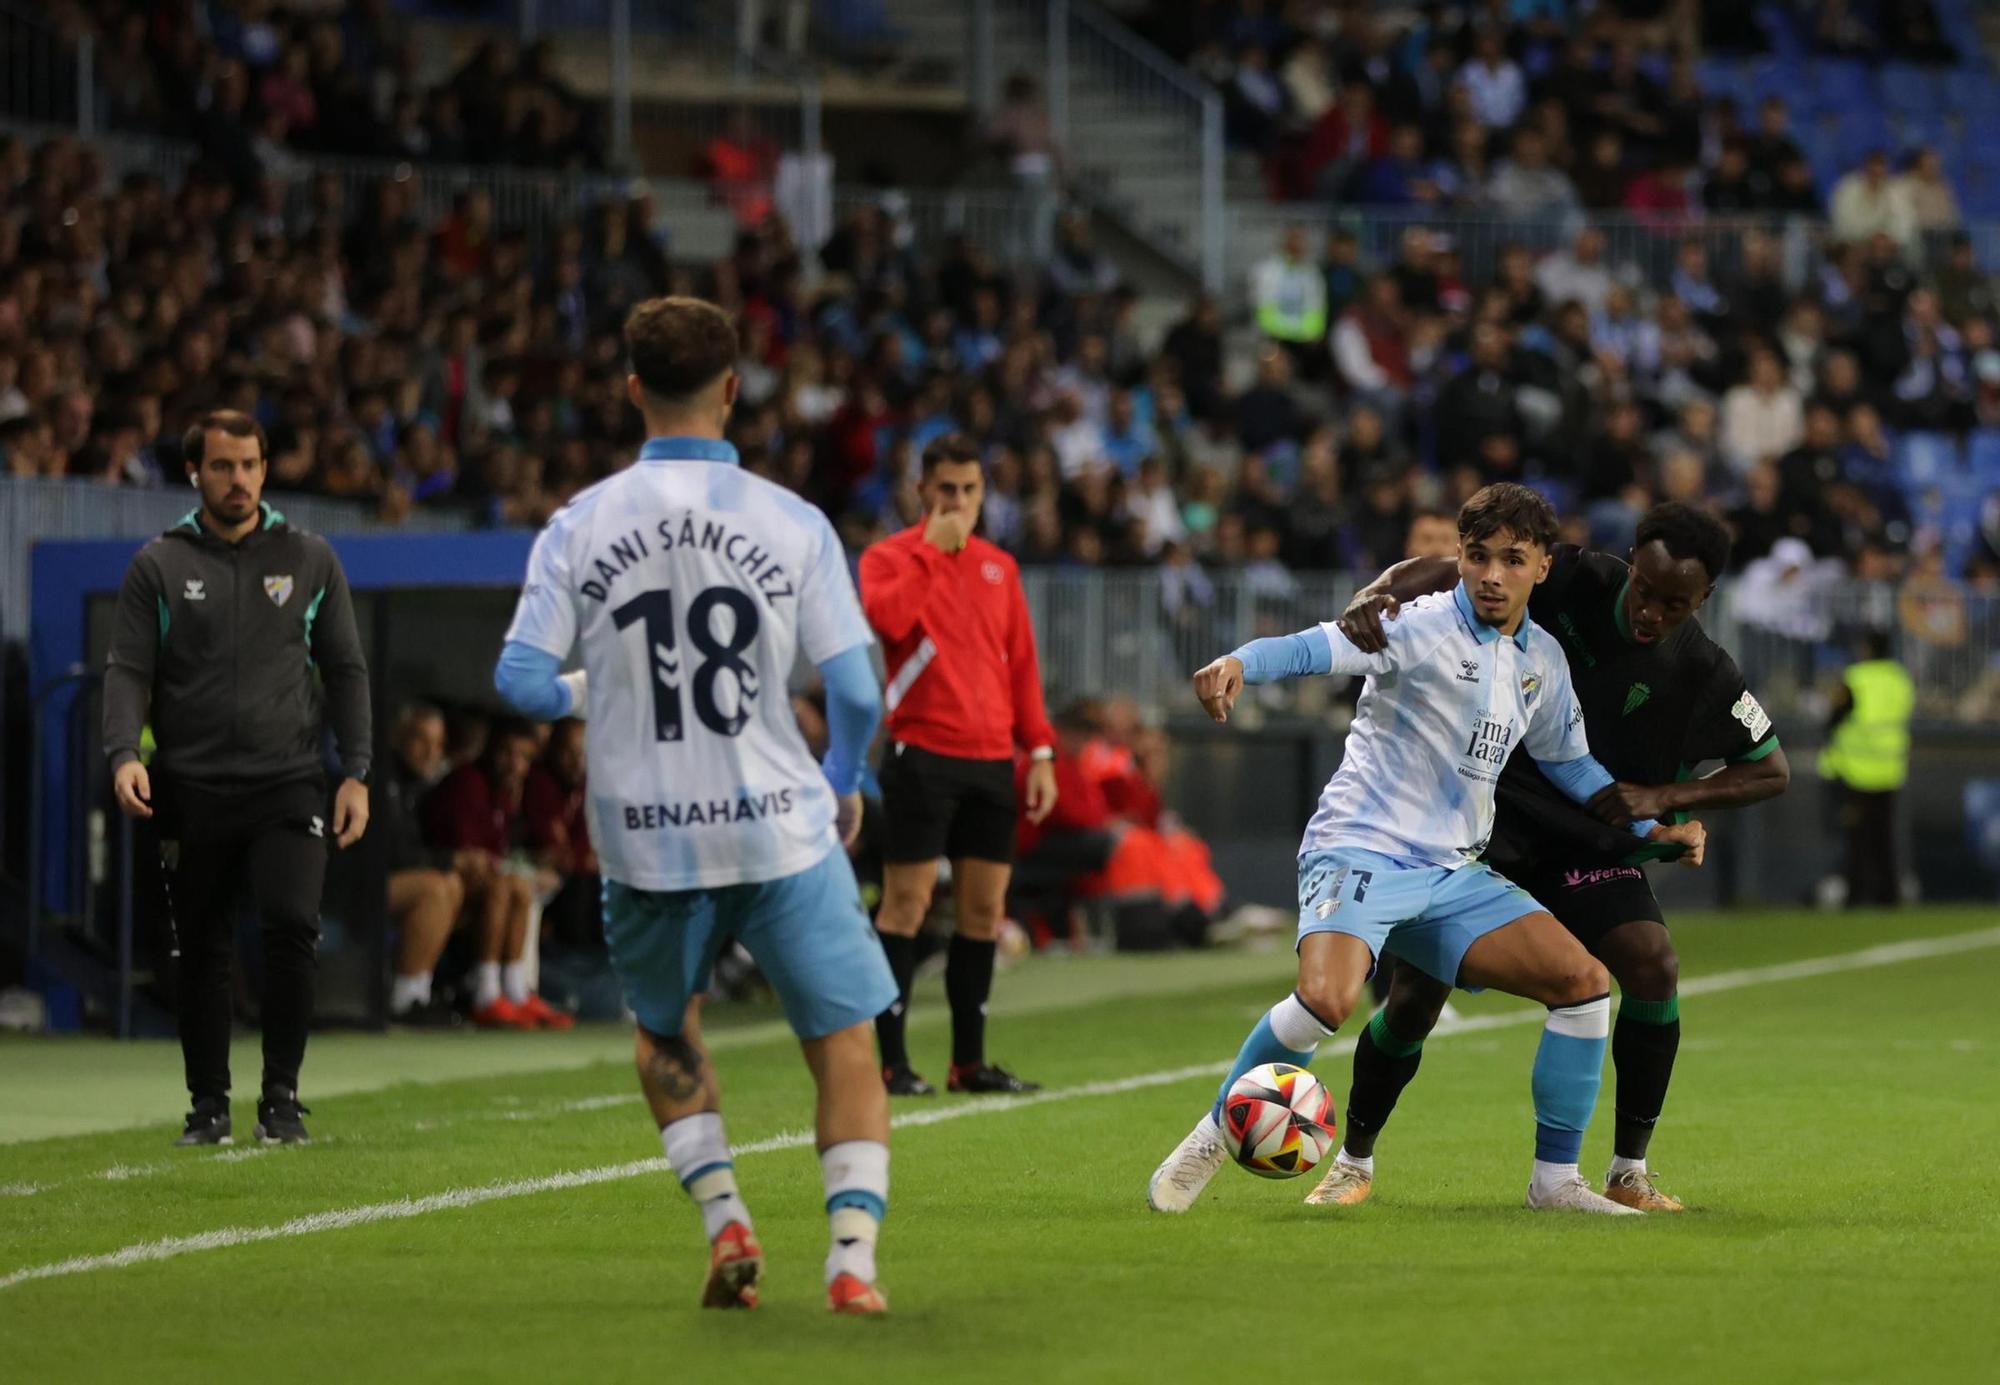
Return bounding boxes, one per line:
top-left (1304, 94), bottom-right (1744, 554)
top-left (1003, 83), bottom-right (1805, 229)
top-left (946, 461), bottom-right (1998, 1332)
top-left (102, 503), bottom-right (373, 790)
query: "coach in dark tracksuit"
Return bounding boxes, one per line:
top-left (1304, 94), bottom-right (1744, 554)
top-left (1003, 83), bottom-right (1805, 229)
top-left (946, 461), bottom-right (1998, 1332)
top-left (104, 410), bottom-right (372, 1147)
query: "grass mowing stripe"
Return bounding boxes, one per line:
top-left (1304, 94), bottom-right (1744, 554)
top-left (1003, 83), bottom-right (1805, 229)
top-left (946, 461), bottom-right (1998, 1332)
top-left (0, 1068), bottom-right (1232, 1294)
top-left (5, 924), bottom-right (1996, 1292)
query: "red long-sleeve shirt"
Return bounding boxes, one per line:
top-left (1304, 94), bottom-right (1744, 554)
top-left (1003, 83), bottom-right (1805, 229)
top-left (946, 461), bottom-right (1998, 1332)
top-left (859, 526), bottom-right (1057, 761)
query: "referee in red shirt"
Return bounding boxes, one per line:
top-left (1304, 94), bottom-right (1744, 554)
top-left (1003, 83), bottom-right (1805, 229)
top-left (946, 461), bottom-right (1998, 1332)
top-left (861, 434), bottom-right (1058, 1096)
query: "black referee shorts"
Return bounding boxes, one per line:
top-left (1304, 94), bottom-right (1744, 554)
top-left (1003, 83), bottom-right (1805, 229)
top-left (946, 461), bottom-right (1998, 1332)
top-left (1504, 855), bottom-right (1666, 951)
top-left (878, 742), bottom-right (1017, 866)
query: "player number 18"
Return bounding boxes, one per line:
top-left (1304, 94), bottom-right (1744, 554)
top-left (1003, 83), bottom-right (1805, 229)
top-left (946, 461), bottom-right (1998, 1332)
top-left (612, 585), bottom-right (762, 741)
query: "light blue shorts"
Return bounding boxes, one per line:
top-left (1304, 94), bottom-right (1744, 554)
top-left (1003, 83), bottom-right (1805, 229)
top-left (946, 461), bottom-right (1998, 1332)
top-left (603, 849), bottom-right (897, 1041)
top-left (1295, 848), bottom-right (1546, 989)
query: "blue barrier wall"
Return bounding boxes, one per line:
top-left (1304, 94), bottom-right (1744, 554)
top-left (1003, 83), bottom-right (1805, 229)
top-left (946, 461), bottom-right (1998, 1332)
top-left (30, 530), bottom-right (538, 911)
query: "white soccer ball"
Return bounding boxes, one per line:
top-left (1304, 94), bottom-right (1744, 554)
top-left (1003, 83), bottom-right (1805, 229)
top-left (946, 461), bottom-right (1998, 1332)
top-left (1219, 1062), bottom-right (1338, 1179)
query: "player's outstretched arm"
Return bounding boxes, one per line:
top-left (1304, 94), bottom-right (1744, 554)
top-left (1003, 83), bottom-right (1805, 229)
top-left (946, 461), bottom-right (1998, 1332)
top-left (1192, 656), bottom-right (1245, 722)
top-left (1337, 556), bottom-right (1458, 652)
top-left (1193, 626), bottom-right (1349, 723)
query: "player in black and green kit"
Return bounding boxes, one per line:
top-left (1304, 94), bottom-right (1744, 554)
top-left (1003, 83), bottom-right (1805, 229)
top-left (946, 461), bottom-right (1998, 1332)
top-left (1307, 503), bottom-right (1790, 1212)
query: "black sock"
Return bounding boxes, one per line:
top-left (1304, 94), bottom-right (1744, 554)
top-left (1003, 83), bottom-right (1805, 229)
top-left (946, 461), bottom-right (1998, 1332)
top-left (945, 934), bottom-right (997, 1069)
top-left (874, 932), bottom-right (918, 1070)
top-left (1342, 1010), bottom-right (1425, 1159)
top-left (1612, 995), bottom-right (1681, 1161)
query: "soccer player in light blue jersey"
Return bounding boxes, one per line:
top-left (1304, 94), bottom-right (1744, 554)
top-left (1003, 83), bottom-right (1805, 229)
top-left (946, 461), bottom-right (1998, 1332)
top-left (495, 297), bottom-right (897, 1313)
top-left (1146, 484), bottom-right (1706, 1216)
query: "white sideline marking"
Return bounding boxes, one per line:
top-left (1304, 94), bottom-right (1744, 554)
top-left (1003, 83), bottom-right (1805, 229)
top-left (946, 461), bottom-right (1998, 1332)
top-left (98, 1164), bottom-right (156, 1182)
top-left (7, 1144), bottom-right (270, 1199)
top-left (5, 925), bottom-right (1997, 1292)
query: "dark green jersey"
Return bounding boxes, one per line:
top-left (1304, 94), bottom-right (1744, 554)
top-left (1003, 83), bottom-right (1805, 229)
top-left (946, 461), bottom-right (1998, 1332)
top-left (1489, 544), bottom-right (1780, 868)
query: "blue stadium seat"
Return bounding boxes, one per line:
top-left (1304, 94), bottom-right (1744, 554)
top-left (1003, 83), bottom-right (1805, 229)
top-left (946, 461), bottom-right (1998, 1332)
top-left (1961, 161), bottom-right (2000, 217)
top-left (1758, 9), bottom-right (1807, 60)
top-left (1815, 60), bottom-right (1878, 113)
top-left (815, 0), bottom-right (906, 44)
top-left (1890, 112), bottom-right (1952, 155)
top-left (1697, 58), bottom-right (1746, 103)
top-left (1749, 58), bottom-right (1809, 108)
top-left (1933, 0), bottom-right (1985, 69)
top-left (1944, 70), bottom-right (2000, 118)
top-left (1918, 476), bottom-right (1993, 573)
top-left (1880, 64), bottom-right (1946, 116)
top-left (1968, 431), bottom-right (2000, 484)
top-left (1897, 432), bottom-right (1958, 489)
top-left (1526, 477), bottom-right (1576, 518)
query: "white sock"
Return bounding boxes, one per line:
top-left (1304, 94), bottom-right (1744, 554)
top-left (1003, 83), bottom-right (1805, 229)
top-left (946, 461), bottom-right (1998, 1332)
top-left (662, 1112), bottom-right (751, 1241)
top-left (1531, 1159), bottom-right (1582, 1198)
top-left (1268, 992), bottom-right (1336, 1053)
top-left (473, 962), bottom-right (502, 1009)
top-left (1336, 1148), bottom-right (1374, 1176)
top-left (1608, 1155), bottom-right (1648, 1177)
top-left (821, 1139), bottom-right (889, 1286)
top-left (389, 973), bottom-right (431, 1013)
top-left (502, 960), bottom-right (531, 1005)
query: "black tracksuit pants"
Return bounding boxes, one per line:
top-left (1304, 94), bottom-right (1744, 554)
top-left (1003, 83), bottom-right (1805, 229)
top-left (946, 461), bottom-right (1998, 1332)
top-left (158, 774), bottom-right (329, 1102)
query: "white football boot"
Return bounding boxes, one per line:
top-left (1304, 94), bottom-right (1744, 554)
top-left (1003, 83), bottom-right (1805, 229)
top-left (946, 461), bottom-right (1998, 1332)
top-left (1525, 1172), bottom-right (1644, 1215)
top-left (1146, 1113), bottom-right (1227, 1213)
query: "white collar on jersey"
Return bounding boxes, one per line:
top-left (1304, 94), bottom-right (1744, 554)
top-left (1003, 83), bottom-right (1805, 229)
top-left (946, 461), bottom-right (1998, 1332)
top-left (1452, 581), bottom-right (1533, 650)
top-left (638, 436), bottom-right (739, 465)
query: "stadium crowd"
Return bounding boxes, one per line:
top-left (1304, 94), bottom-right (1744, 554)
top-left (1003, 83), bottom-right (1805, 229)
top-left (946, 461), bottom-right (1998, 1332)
top-left (4, 113), bottom-right (1997, 588)
top-left (58, 0), bottom-right (603, 179)
top-left (1138, 0), bottom-right (1965, 214)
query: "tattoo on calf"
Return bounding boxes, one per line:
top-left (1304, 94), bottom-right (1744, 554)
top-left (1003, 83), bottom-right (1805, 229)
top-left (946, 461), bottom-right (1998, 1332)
top-left (643, 1034), bottom-right (707, 1102)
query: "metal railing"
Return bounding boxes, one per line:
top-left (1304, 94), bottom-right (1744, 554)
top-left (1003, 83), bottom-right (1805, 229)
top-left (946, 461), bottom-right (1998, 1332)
top-left (0, 105), bottom-right (1072, 272)
top-left (1012, 0), bottom-right (1225, 288)
top-left (1023, 568), bottom-right (1363, 712)
top-left (1225, 205), bottom-right (1840, 301)
top-left (833, 182), bottom-right (1031, 258)
top-left (0, 0), bottom-right (88, 132)
top-left (1021, 569), bottom-right (2000, 725)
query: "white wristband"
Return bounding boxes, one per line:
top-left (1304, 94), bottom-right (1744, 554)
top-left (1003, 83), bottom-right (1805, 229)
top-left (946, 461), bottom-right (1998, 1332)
top-left (559, 669), bottom-right (589, 720)
top-left (1029, 746), bottom-right (1054, 762)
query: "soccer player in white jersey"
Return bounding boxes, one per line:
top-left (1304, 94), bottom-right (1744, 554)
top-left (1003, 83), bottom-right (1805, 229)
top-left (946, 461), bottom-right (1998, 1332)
top-left (494, 297), bottom-right (898, 1314)
top-left (1146, 484), bottom-right (1707, 1216)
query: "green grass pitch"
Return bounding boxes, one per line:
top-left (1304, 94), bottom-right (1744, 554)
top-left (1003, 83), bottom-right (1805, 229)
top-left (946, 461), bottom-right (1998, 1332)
top-left (2, 907), bottom-right (1997, 1384)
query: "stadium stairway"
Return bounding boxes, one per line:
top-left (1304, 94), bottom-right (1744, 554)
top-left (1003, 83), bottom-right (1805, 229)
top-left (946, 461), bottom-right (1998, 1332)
top-left (874, 0), bottom-right (1218, 286)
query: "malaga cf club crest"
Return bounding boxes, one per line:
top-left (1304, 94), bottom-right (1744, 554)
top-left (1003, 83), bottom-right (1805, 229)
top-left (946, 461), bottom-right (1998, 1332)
top-left (1520, 671), bottom-right (1541, 705)
top-left (264, 574), bottom-right (294, 607)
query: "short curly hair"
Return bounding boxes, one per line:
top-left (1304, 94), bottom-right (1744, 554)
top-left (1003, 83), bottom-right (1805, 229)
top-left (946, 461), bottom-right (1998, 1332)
top-left (624, 296), bottom-right (738, 404)
top-left (1635, 501), bottom-right (1731, 582)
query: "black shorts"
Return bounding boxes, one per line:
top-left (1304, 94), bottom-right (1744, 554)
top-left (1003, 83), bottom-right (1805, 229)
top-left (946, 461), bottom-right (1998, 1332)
top-left (1503, 856), bottom-right (1665, 951)
top-left (878, 743), bottom-right (1016, 865)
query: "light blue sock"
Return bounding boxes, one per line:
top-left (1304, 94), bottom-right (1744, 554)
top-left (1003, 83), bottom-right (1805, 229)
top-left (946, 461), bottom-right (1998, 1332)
top-left (1531, 995), bottom-right (1611, 1164)
top-left (1212, 992), bottom-right (1336, 1119)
